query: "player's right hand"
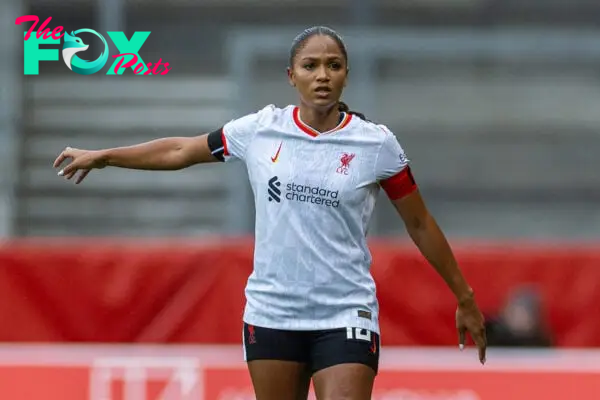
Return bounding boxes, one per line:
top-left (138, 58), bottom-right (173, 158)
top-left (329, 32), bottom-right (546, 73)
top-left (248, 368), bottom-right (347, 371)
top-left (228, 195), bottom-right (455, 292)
top-left (53, 146), bottom-right (107, 184)
top-left (456, 298), bottom-right (487, 365)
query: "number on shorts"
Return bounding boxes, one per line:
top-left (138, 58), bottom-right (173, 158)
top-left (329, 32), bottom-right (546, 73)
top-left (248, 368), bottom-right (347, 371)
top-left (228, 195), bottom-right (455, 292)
top-left (346, 327), bottom-right (371, 341)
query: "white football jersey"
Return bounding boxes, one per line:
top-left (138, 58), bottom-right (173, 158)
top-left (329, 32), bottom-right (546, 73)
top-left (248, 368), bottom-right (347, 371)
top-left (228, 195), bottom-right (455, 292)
top-left (221, 104), bottom-right (412, 334)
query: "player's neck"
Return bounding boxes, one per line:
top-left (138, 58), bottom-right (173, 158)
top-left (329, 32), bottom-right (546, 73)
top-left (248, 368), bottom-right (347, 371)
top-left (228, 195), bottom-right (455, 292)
top-left (297, 105), bottom-right (342, 133)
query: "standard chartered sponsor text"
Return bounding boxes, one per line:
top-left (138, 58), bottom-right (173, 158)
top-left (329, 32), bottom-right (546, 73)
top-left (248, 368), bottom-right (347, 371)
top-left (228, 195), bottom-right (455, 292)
top-left (286, 182), bottom-right (339, 207)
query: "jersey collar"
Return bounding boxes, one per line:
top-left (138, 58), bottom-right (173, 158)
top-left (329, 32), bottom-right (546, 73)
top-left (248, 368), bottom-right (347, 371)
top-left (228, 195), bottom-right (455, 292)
top-left (292, 106), bottom-right (353, 138)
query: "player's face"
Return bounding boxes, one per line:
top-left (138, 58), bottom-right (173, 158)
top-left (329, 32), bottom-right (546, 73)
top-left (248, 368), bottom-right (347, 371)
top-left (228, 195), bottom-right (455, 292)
top-left (288, 35), bottom-right (348, 110)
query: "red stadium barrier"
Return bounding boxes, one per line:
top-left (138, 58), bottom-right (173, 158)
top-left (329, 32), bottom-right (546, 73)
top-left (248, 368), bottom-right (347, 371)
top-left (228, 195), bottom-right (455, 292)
top-left (0, 239), bottom-right (599, 346)
top-left (0, 345), bottom-right (599, 400)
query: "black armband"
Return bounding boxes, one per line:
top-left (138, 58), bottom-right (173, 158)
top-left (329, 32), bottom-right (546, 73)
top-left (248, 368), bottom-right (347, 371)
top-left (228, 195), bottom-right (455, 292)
top-left (207, 128), bottom-right (226, 162)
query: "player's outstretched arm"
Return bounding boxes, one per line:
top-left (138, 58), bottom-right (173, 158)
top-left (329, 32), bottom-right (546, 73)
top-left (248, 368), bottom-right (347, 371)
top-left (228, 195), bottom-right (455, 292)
top-left (53, 134), bottom-right (217, 184)
top-left (391, 189), bottom-right (487, 365)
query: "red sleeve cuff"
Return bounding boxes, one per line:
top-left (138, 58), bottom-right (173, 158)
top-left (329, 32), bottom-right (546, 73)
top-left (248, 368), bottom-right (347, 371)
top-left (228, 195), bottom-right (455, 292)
top-left (221, 128), bottom-right (229, 156)
top-left (380, 166), bottom-right (417, 200)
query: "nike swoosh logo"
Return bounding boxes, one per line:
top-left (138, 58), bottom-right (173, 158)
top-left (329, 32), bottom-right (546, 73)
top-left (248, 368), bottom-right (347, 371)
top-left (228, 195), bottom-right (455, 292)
top-left (271, 141), bottom-right (283, 163)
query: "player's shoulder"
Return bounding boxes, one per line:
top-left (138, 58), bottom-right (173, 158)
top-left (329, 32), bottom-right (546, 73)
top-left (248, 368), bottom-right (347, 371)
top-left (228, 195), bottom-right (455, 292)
top-left (352, 117), bottom-right (398, 145)
top-left (239, 104), bottom-right (291, 126)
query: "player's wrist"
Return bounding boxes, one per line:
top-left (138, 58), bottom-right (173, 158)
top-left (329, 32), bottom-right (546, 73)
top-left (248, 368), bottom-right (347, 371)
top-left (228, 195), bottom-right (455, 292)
top-left (95, 149), bottom-right (111, 167)
top-left (457, 288), bottom-right (475, 307)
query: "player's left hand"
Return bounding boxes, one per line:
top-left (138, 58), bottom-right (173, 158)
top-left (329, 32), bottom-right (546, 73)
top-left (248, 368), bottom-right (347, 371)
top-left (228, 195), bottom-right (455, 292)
top-left (456, 297), bottom-right (487, 365)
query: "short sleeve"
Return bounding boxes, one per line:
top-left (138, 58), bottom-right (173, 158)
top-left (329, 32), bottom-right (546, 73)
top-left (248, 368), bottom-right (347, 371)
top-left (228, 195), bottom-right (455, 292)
top-left (221, 111), bottom-right (260, 162)
top-left (375, 126), bottom-right (417, 200)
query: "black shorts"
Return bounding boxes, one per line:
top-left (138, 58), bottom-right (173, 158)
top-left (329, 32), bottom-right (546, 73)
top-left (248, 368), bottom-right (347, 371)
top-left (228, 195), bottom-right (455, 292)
top-left (243, 323), bottom-right (380, 375)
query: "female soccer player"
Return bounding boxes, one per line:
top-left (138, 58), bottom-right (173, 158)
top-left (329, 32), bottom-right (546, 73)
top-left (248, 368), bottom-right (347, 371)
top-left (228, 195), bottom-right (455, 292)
top-left (54, 26), bottom-right (486, 400)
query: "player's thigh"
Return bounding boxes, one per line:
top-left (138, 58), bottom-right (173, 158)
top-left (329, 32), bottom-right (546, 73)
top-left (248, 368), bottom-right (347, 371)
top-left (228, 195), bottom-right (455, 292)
top-left (310, 327), bottom-right (379, 400)
top-left (312, 363), bottom-right (375, 400)
top-left (248, 360), bottom-right (311, 400)
top-left (243, 323), bottom-right (311, 400)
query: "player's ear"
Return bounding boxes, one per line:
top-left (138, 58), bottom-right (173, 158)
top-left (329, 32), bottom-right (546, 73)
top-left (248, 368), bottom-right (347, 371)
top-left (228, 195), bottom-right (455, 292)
top-left (287, 67), bottom-right (296, 87)
top-left (344, 67), bottom-right (349, 88)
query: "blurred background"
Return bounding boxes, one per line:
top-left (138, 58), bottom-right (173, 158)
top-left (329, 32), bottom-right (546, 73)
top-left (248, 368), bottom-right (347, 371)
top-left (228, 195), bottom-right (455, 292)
top-left (1, 0), bottom-right (600, 399)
